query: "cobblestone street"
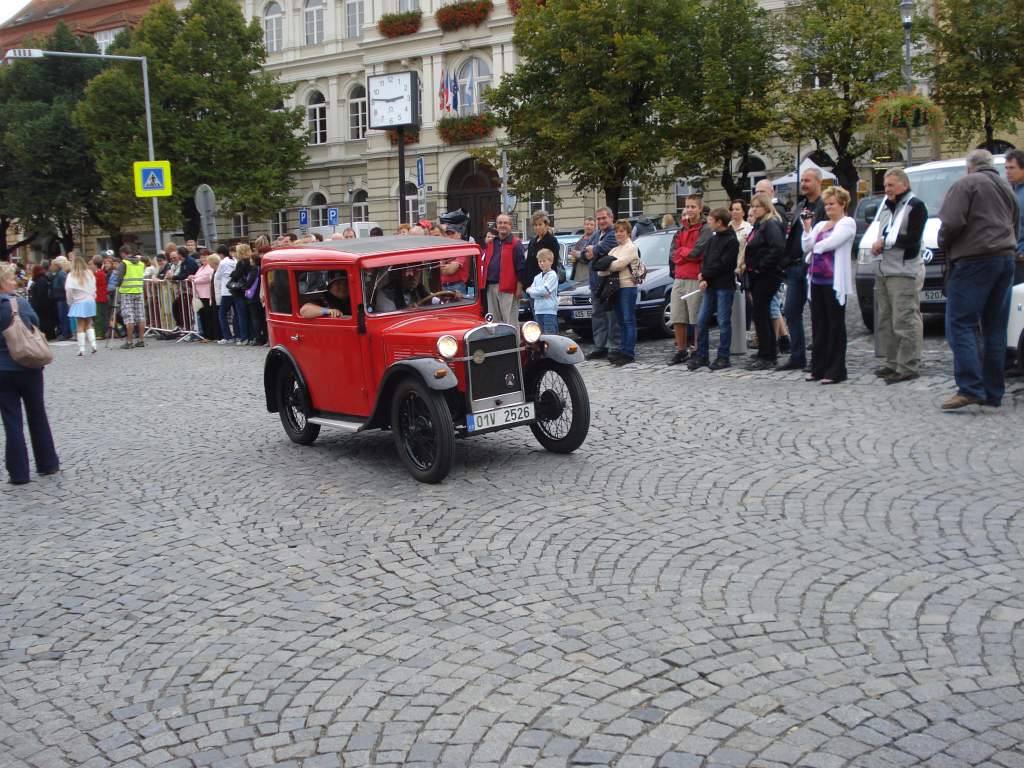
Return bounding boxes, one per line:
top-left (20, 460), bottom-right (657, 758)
top-left (2, 312), bottom-right (1023, 768)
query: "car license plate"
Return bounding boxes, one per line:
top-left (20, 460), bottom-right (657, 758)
top-left (920, 289), bottom-right (945, 303)
top-left (572, 309), bottom-right (593, 319)
top-left (467, 402), bottom-right (535, 432)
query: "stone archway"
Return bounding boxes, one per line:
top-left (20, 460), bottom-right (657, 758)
top-left (446, 158), bottom-right (500, 244)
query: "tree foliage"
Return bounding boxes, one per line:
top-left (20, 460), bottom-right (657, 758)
top-left (920, 0), bottom-right (1024, 151)
top-left (778, 0), bottom-right (905, 192)
top-left (489, 0), bottom-right (699, 215)
top-left (76, 0), bottom-right (306, 238)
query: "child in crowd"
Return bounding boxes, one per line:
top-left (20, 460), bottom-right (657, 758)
top-left (526, 248), bottom-right (559, 335)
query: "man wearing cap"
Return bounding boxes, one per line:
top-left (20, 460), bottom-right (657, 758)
top-left (299, 274), bottom-right (351, 318)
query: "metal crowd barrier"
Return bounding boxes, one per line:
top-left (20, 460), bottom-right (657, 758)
top-left (143, 278), bottom-right (204, 342)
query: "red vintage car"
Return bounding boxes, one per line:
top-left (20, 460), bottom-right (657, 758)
top-left (261, 236), bottom-right (591, 483)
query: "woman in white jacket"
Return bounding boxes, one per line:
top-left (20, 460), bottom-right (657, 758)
top-left (65, 255), bottom-right (98, 356)
top-left (801, 186), bottom-right (856, 384)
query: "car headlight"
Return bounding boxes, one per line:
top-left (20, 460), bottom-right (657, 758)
top-left (558, 295), bottom-right (573, 306)
top-left (436, 335), bottom-right (459, 359)
top-left (522, 321), bottom-right (542, 343)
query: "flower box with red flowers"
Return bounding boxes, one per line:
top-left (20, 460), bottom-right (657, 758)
top-left (388, 128), bottom-right (420, 146)
top-left (436, 1), bottom-right (493, 32)
top-left (436, 114), bottom-right (496, 144)
top-left (378, 10), bottom-right (422, 38)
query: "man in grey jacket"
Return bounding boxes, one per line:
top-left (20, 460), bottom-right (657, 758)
top-left (937, 149), bottom-right (1020, 410)
top-left (870, 168), bottom-right (929, 384)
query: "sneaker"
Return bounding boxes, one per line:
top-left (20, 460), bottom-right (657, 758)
top-left (747, 358), bottom-right (775, 371)
top-left (607, 351), bottom-right (625, 364)
top-left (585, 348), bottom-right (608, 361)
top-left (120, 341), bottom-right (133, 349)
top-left (778, 335), bottom-right (791, 354)
top-left (235, 340), bottom-right (245, 346)
top-left (941, 393), bottom-right (981, 410)
top-left (686, 356), bottom-right (709, 370)
top-left (667, 349), bottom-right (690, 366)
top-left (612, 355), bottom-right (634, 366)
top-left (217, 339), bottom-right (232, 345)
top-left (710, 358), bottom-right (731, 371)
top-left (884, 371), bottom-right (920, 385)
top-left (134, 341), bottom-right (145, 348)
top-left (874, 366), bottom-right (896, 378)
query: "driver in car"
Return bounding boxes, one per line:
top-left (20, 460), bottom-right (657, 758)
top-left (299, 275), bottom-right (351, 318)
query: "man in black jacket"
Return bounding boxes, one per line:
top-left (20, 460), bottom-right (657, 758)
top-left (688, 209), bottom-right (739, 370)
top-left (777, 167), bottom-right (827, 371)
top-left (581, 207), bottom-right (621, 360)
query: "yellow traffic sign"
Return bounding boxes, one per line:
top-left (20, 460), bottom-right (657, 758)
top-left (133, 161), bottom-right (172, 198)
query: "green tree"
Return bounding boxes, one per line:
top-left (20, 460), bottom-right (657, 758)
top-left (779, 0), bottom-right (906, 192)
top-left (682, 0), bottom-right (781, 200)
top-left (921, 0), bottom-right (1024, 151)
top-left (0, 23), bottom-right (105, 255)
top-left (76, 0), bottom-right (307, 239)
top-left (489, 0), bottom-right (700, 215)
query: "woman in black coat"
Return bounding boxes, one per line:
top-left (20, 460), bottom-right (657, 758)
top-left (744, 193), bottom-right (787, 369)
top-left (228, 243), bottom-right (254, 344)
top-left (27, 266), bottom-right (56, 340)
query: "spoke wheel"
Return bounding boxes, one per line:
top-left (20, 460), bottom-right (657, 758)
top-left (528, 363), bottom-right (590, 454)
top-left (277, 366), bottom-right (320, 445)
top-left (390, 379), bottom-right (455, 484)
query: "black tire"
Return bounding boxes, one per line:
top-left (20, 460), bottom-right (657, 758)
top-left (277, 365), bottom-right (320, 445)
top-left (528, 362), bottom-right (590, 454)
top-left (657, 295), bottom-right (673, 338)
top-left (390, 378), bottom-right (455, 484)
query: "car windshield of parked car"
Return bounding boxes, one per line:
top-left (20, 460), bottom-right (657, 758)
top-left (908, 162), bottom-right (1007, 216)
top-left (633, 232), bottom-right (673, 267)
top-left (363, 256), bottom-right (477, 314)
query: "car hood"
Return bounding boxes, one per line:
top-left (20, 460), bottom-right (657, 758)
top-left (372, 310), bottom-right (488, 342)
top-left (859, 214), bottom-right (941, 252)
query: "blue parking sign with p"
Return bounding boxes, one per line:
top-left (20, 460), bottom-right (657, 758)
top-left (327, 207), bottom-right (339, 226)
top-left (298, 208), bottom-right (309, 227)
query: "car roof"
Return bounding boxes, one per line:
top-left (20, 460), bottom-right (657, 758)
top-left (907, 155), bottom-right (1006, 172)
top-left (263, 236), bottom-right (477, 268)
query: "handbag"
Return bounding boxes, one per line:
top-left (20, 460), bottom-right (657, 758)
top-left (244, 271), bottom-right (261, 300)
top-left (2, 298), bottom-right (53, 369)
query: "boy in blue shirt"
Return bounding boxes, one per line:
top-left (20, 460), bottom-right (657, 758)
top-left (526, 248), bottom-right (559, 334)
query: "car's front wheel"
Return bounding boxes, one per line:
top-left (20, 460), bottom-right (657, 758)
top-left (277, 365), bottom-right (320, 445)
top-left (528, 362), bottom-right (590, 454)
top-left (659, 294), bottom-right (673, 338)
top-left (390, 378), bottom-right (455, 484)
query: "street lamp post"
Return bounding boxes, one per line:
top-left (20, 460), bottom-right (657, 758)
top-left (4, 48), bottom-right (162, 251)
top-left (900, 0), bottom-right (915, 165)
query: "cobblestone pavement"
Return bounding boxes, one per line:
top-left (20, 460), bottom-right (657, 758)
top-left (2, 307), bottom-right (1023, 768)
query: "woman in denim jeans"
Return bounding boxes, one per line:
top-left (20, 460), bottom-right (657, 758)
top-left (600, 219), bottom-right (640, 366)
top-left (228, 244), bottom-right (253, 345)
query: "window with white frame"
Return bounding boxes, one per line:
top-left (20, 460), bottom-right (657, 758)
top-left (618, 183), bottom-right (644, 218)
top-left (529, 191), bottom-right (554, 222)
top-left (456, 57), bottom-right (491, 116)
top-left (349, 85), bottom-right (367, 140)
top-left (402, 182), bottom-right (418, 225)
top-left (352, 190), bottom-right (369, 223)
top-left (270, 210), bottom-right (288, 238)
top-left (398, 0), bottom-right (419, 11)
top-left (93, 27), bottom-right (124, 55)
top-left (346, 0), bottom-right (364, 39)
top-left (232, 213), bottom-right (249, 238)
top-left (307, 91), bottom-right (327, 145)
top-left (310, 193), bottom-right (328, 227)
top-left (304, 0), bottom-right (325, 45)
top-left (263, 3), bottom-right (283, 53)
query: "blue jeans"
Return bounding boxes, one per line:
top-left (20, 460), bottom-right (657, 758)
top-left (696, 288), bottom-right (734, 362)
top-left (0, 370), bottom-right (59, 483)
top-left (55, 299), bottom-right (70, 339)
top-left (232, 296), bottom-right (250, 341)
top-left (783, 263), bottom-right (807, 365)
top-left (945, 254), bottom-right (1014, 404)
top-left (218, 297), bottom-right (235, 340)
top-left (613, 286), bottom-right (638, 358)
top-left (535, 313), bottom-right (558, 334)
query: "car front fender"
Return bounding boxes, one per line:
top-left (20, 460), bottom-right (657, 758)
top-left (537, 334), bottom-right (585, 365)
top-left (362, 357), bottom-right (458, 431)
top-left (264, 346), bottom-right (307, 413)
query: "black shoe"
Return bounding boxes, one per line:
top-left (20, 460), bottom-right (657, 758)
top-left (667, 349), bottom-right (690, 366)
top-left (607, 351), bottom-right (624, 364)
top-left (8, 478), bottom-right (29, 485)
top-left (686, 356), bottom-right (709, 370)
top-left (39, 467), bottom-right (60, 476)
top-left (612, 355), bottom-right (635, 366)
top-left (774, 359), bottom-right (803, 372)
top-left (710, 358), bottom-right (731, 371)
top-left (884, 371), bottom-right (920, 385)
top-left (585, 348), bottom-right (608, 361)
top-left (747, 358), bottom-right (775, 371)
top-left (778, 335), bottom-right (791, 354)
top-left (874, 366), bottom-right (896, 378)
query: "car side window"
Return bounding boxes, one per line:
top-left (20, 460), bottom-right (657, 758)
top-left (267, 270), bottom-right (292, 314)
top-left (298, 269), bottom-right (351, 318)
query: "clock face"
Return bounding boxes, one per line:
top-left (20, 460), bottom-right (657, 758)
top-left (368, 72), bottom-right (419, 129)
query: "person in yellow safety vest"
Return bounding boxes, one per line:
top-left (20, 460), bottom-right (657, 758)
top-left (115, 245), bottom-right (147, 349)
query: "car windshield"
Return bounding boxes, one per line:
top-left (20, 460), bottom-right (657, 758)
top-left (908, 162), bottom-right (1007, 214)
top-left (363, 256), bottom-right (478, 314)
top-left (633, 232), bottom-right (674, 267)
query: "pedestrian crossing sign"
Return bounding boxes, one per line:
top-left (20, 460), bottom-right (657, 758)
top-left (133, 161), bottom-right (173, 198)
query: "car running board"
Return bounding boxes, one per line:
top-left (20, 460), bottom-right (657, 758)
top-left (308, 415), bottom-right (364, 432)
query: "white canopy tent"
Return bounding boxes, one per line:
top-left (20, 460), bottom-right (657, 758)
top-left (771, 159), bottom-right (837, 187)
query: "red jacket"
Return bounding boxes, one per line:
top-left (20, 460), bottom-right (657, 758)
top-left (671, 220), bottom-right (710, 280)
top-left (483, 236), bottom-right (525, 294)
top-left (95, 269), bottom-right (109, 303)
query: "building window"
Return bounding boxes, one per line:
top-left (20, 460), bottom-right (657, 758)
top-left (675, 179), bottom-right (698, 215)
top-left (93, 27), bottom-right (124, 55)
top-left (618, 184), bottom-right (643, 218)
top-left (456, 57), bottom-right (491, 116)
top-left (263, 3), bottom-right (283, 53)
top-left (346, 0), bottom-right (364, 39)
top-left (307, 91), bottom-right (327, 145)
top-left (304, 0), bottom-right (325, 45)
top-left (398, 0), bottom-right (419, 11)
top-left (349, 85), bottom-right (367, 140)
top-left (270, 209), bottom-right (288, 238)
top-left (529, 191), bottom-right (554, 224)
top-left (352, 190), bottom-right (369, 223)
top-left (402, 182), bottom-right (417, 225)
top-left (310, 192), bottom-right (328, 227)
top-left (232, 213), bottom-right (249, 238)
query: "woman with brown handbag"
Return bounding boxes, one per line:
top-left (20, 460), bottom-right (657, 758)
top-left (0, 263), bottom-right (60, 485)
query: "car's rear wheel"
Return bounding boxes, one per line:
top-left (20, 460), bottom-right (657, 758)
top-left (391, 378), bottom-right (455, 484)
top-left (528, 362), bottom-right (590, 454)
top-left (277, 365), bottom-right (320, 445)
top-left (659, 295), bottom-right (673, 337)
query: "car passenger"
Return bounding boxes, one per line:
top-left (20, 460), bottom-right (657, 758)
top-left (299, 276), bottom-right (350, 318)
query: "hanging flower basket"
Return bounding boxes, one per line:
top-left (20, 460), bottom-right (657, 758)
top-left (868, 93), bottom-right (943, 132)
top-left (436, 113), bottom-right (495, 144)
top-left (436, 1), bottom-right (493, 32)
top-left (378, 10), bottom-right (422, 38)
top-left (388, 128), bottom-right (419, 146)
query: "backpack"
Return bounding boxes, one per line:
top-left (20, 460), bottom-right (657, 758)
top-left (2, 298), bottom-right (53, 369)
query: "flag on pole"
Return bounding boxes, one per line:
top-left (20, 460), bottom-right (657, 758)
top-left (465, 66), bottom-right (474, 112)
top-left (450, 72), bottom-right (460, 113)
top-left (438, 67), bottom-right (448, 112)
